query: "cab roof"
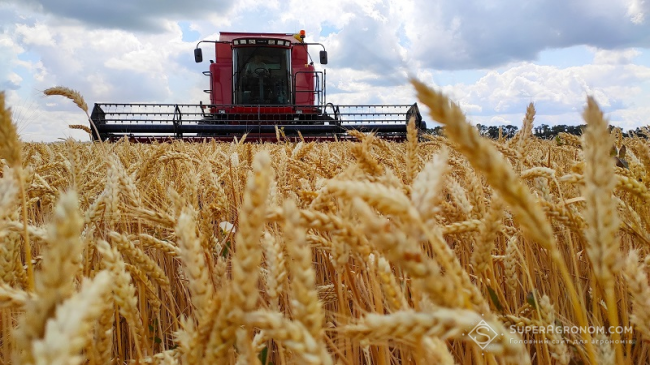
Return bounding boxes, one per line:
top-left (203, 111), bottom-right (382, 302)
top-left (219, 32), bottom-right (299, 43)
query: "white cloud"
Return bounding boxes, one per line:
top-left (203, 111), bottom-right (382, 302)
top-left (592, 47), bottom-right (641, 64)
top-left (3, 72), bottom-right (22, 90)
top-left (441, 62), bottom-right (650, 118)
top-left (85, 73), bottom-right (113, 99)
top-left (104, 45), bottom-right (166, 74)
top-left (0, 33), bottom-right (24, 89)
top-left (15, 22), bottom-right (53, 46)
top-left (489, 116), bottom-right (514, 126)
top-left (627, 0), bottom-right (647, 24)
top-left (400, 0), bottom-right (650, 69)
top-left (610, 104), bottom-right (650, 128)
top-left (31, 61), bottom-right (47, 82)
top-left (5, 0), bottom-right (237, 32)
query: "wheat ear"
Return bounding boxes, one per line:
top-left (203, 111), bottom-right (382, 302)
top-left (96, 240), bottom-right (145, 360)
top-left (405, 116), bottom-right (419, 184)
top-left (245, 310), bottom-right (332, 365)
top-left (176, 208), bottom-right (215, 321)
top-left (14, 191), bottom-right (85, 364)
top-left (261, 232), bottom-right (286, 312)
top-left (539, 295), bottom-right (570, 365)
top-left (173, 207), bottom-right (216, 363)
top-left (68, 124), bottom-right (92, 134)
top-left (622, 250), bottom-right (650, 339)
top-left (0, 92), bottom-right (22, 167)
top-left (0, 282), bottom-right (33, 309)
top-left (231, 151), bottom-right (272, 314)
top-left (43, 86), bottom-right (104, 143)
top-left (284, 199), bottom-right (325, 341)
top-left (0, 167), bottom-right (18, 221)
top-left (581, 96), bottom-right (623, 363)
top-left (93, 283), bottom-right (114, 365)
top-left (31, 271), bottom-right (112, 365)
top-left (205, 151), bottom-right (272, 362)
top-left (43, 86), bottom-right (88, 113)
top-left (471, 196), bottom-right (503, 274)
top-left (0, 92), bottom-right (34, 291)
top-left (410, 147), bottom-right (449, 224)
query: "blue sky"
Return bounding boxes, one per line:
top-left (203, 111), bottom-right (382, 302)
top-left (0, 0), bottom-right (649, 142)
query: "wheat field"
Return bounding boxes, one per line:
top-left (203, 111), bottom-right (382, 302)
top-left (1, 81), bottom-right (649, 365)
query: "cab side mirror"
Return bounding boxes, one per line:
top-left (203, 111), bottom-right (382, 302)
top-left (319, 50), bottom-right (328, 65)
top-left (194, 48), bottom-right (203, 63)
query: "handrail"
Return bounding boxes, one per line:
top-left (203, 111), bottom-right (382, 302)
top-left (292, 70), bottom-right (324, 107)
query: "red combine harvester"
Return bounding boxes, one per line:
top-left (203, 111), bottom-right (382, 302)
top-left (90, 31), bottom-right (424, 142)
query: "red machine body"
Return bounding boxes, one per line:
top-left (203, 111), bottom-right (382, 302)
top-left (89, 30), bottom-right (423, 142)
top-left (209, 32), bottom-right (315, 106)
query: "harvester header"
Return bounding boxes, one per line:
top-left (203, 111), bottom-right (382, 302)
top-left (89, 30), bottom-right (424, 142)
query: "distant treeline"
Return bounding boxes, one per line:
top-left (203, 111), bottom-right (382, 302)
top-left (426, 124), bottom-right (649, 139)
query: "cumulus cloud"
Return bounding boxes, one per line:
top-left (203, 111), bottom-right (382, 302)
top-left (0, 29), bottom-right (23, 66)
top-left (402, 0), bottom-right (650, 69)
top-left (441, 62), bottom-right (650, 117)
top-left (627, 0), bottom-right (648, 24)
top-left (6, 0), bottom-right (237, 32)
top-left (592, 47), bottom-right (641, 64)
top-left (0, 7), bottom-right (211, 141)
top-left (8, 19), bottom-right (202, 103)
top-left (611, 105), bottom-right (650, 129)
top-left (271, 0), bottom-right (650, 72)
top-left (2, 73), bottom-right (21, 90)
top-left (15, 22), bottom-right (53, 45)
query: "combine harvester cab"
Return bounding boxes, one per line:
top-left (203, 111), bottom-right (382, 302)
top-left (90, 30), bottom-right (425, 142)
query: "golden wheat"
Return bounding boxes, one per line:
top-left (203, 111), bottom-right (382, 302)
top-left (0, 82), bottom-right (648, 365)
